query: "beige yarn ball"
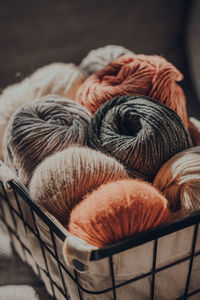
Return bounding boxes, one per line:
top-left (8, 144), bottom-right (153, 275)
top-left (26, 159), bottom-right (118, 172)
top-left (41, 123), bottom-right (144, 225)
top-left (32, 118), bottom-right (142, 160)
top-left (0, 63), bottom-right (87, 160)
top-left (29, 146), bottom-right (129, 225)
top-left (3, 95), bottom-right (91, 185)
top-left (153, 146), bottom-right (200, 220)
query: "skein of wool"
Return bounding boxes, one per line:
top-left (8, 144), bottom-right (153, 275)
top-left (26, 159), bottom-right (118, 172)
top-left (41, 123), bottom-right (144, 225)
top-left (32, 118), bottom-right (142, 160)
top-left (76, 53), bottom-right (188, 127)
top-left (88, 95), bottom-right (193, 181)
top-left (3, 95), bottom-right (91, 185)
top-left (0, 63), bottom-right (87, 160)
top-left (68, 179), bottom-right (171, 248)
top-left (188, 117), bottom-right (200, 146)
top-left (79, 45), bottom-right (134, 75)
top-left (29, 146), bottom-right (128, 225)
top-left (153, 147), bottom-right (200, 220)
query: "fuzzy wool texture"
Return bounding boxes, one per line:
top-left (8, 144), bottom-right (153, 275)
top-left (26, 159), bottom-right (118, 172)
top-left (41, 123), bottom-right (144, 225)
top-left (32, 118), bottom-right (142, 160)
top-left (29, 146), bottom-right (128, 225)
top-left (154, 146), bottom-right (200, 220)
top-left (79, 45), bottom-right (134, 75)
top-left (76, 53), bottom-right (188, 127)
top-left (0, 63), bottom-right (87, 160)
top-left (88, 95), bottom-right (193, 181)
top-left (188, 117), bottom-right (200, 146)
top-left (68, 179), bottom-right (171, 248)
top-left (3, 95), bottom-right (91, 185)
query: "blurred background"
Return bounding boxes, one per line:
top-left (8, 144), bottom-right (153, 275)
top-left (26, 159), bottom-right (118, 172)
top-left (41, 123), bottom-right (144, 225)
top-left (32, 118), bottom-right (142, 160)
top-left (0, 0), bottom-right (200, 116)
top-left (0, 0), bottom-right (200, 299)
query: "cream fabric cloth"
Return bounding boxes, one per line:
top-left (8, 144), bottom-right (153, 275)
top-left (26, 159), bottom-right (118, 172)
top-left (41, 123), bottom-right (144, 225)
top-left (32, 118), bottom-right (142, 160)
top-left (0, 285), bottom-right (39, 300)
top-left (0, 226), bottom-right (40, 300)
top-left (0, 225), bottom-right (12, 257)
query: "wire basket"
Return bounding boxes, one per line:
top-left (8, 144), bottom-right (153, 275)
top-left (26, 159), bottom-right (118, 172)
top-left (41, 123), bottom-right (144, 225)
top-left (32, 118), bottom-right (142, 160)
top-left (0, 163), bottom-right (200, 300)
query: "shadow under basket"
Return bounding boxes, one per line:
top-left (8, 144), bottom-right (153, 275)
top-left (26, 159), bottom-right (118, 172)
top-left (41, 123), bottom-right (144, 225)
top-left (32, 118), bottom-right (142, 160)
top-left (0, 164), bottom-right (200, 300)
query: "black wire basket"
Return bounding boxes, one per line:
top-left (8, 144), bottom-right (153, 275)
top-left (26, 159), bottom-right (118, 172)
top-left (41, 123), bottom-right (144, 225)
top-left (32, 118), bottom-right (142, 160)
top-left (0, 163), bottom-right (200, 300)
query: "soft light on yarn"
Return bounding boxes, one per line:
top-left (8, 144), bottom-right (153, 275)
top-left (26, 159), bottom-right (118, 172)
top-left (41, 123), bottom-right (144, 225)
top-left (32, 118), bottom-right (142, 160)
top-left (3, 95), bottom-right (91, 185)
top-left (79, 45), bottom-right (133, 75)
top-left (29, 147), bottom-right (128, 225)
top-left (76, 54), bottom-right (188, 127)
top-left (0, 63), bottom-right (87, 160)
top-left (188, 117), bottom-right (200, 146)
top-left (88, 95), bottom-right (192, 181)
top-left (68, 179), bottom-right (171, 247)
top-left (154, 147), bottom-right (200, 220)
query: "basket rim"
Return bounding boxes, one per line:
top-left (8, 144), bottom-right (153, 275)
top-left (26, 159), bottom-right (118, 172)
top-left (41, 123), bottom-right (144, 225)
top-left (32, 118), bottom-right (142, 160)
top-left (8, 180), bottom-right (200, 261)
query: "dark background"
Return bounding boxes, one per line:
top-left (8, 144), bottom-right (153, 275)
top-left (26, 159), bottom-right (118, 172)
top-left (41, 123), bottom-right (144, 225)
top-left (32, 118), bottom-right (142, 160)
top-left (1, 0), bottom-right (200, 117)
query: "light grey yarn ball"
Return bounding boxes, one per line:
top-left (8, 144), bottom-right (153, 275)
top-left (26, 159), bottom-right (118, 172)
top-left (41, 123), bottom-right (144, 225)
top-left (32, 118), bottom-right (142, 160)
top-left (80, 45), bottom-right (134, 75)
top-left (3, 94), bottom-right (91, 185)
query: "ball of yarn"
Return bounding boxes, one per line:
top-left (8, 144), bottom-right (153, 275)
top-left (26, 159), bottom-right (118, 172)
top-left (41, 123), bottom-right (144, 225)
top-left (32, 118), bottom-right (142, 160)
top-left (3, 95), bottom-right (91, 185)
top-left (76, 54), bottom-right (188, 127)
top-left (80, 45), bottom-right (134, 75)
top-left (68, 179), bottom-right (171, 247)
top-left (88, 95), bottom-right (192, 181)
top-left (29, 146), bottom-right (128, 225)
top-left (188, 117), bottom-right (200, 146)
top-left (0, 63), bottom-right (87, 160)
top-left (153, 147), bottom-right (200, 220)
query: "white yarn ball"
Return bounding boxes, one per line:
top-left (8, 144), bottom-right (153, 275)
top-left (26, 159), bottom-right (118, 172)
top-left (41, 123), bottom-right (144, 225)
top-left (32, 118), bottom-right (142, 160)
top-left (80, 45), bottom-right (134, 75)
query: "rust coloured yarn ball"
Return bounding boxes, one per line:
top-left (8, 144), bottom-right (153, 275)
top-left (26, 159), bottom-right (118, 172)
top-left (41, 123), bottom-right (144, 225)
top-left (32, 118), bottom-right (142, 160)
top-left (3, 95), bottom-right (91, 185)
top-left (154, 146), bottom-right (200, 220)
top-left (76, 53), bottom-right (188, 127)
top-left (29, 146), bottom-right (128, 225)
top-left (68, 179), bottom-right (171, 248)
top-left (88, 95), bottom-right (192, 181)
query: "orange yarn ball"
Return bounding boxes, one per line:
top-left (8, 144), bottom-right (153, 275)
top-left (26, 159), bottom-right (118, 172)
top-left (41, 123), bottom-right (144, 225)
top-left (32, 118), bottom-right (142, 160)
top-left (68, 179), bottom-right (171, 247)
top-left (75, 54), bottom-right (188, 127)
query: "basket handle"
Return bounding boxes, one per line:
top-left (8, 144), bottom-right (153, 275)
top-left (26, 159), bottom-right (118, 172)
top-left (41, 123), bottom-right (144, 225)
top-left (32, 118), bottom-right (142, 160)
top-left (63, 235), bottom-right (98, 272)
top-left (0, 161), bottom-right (27, 192)
top-left (189, 117), bottom-right (200, 146)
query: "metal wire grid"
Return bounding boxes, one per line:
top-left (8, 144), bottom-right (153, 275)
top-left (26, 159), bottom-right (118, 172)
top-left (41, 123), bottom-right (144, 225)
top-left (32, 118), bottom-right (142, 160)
top-left (0, 180), bottom-right (200, 300)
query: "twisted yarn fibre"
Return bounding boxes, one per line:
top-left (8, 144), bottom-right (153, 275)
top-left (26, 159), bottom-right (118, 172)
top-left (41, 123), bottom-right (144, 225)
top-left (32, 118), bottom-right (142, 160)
top-left (68, 179), bottom-right (171, 248)
top-left (88, 95), bottom-right (193, 181)
top-left (188, 117), bottom-right (200, 146)
top-left (76, 54), bottom-right (188, 127)
top-left (0, 63), bottom-right (87, 160)
top-left (80, 45), bottom-right (134, 75)
top-left (154, 147), bottom-right (200, 220)
top-left (3, 95), bottom-right (91, 185)
top-left (29, 146), bottom-right (128, 225)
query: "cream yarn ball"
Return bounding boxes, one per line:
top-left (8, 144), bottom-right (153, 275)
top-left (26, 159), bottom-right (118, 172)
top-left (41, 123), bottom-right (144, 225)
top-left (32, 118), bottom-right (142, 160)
top-left (188, 117), bottom-right (200, 146)
top-left (3, 95), bottom-right (91, 185)
top-left (29, 146), bottom-right (129, 225)
top-left (79, 45), bottom-right (134, 75)
top-left (0, 63), bottom-right (87, 160)
top-left (154, 146), bottom-right (200, 219)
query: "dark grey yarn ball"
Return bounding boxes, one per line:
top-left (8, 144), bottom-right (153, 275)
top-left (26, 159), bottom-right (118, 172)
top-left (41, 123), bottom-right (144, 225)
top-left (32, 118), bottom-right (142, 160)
top-left (88, 95), bottom-right (193, 181)
top-left (3, 95), bottom-right (91, 185)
